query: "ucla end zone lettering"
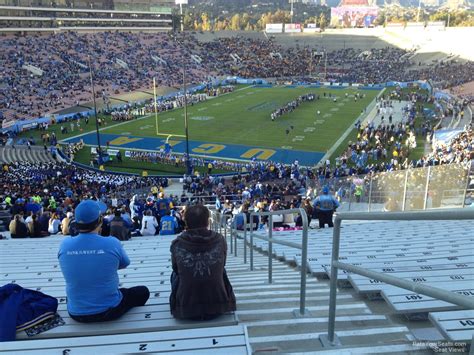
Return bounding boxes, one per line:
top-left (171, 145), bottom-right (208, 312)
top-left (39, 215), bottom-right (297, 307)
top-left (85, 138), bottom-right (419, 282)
top-left (64, 133), bottom-right (324, 165)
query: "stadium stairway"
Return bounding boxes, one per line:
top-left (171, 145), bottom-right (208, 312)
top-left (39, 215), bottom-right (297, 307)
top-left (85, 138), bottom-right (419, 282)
top-left (0, 146), bottom-right (58, 164)
top-left (232, 219), bottom-right (473, 353)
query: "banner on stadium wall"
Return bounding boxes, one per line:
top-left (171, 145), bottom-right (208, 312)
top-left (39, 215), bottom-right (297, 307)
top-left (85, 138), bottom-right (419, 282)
top-left (427, 21), bottom-right (445, 28)
top-left (304, 24), bottom-right (321, 33)
top-left (386, 22), bottom-right (404, 27)
top-left (265, 23), bottom-right (283, 33)
top-left (331, 6), bottom-right (379, 28)
top-left (284, 23), bottom-right (302, 33)
top-left (1, 119), bottom-right (16, 130)
top-left (91, 147), bottom-right (119, 156)
top-left (406, 22), bottom-right (424, 27)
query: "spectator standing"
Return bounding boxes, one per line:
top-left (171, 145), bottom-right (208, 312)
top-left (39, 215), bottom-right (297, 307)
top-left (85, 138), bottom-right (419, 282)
top-left (313, 186), bottom-right (340, 228)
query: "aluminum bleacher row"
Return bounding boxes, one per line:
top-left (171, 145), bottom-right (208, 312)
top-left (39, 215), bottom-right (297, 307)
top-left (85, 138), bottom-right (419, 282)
top-left (0, 146), bottom-right (57, 164)
top-left (0, 235), bottom-right (251, 354)
top-left (241, 219), bottom-right (474, 343)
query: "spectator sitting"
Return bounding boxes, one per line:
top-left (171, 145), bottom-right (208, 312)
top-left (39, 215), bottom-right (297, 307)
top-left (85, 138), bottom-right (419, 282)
top-left (28, 214), bottom-right (47, 238)
top-left (159, 211), bottom-right (178, 236)
top-left (109, 209), bottom-right (131, 241)
top-left (140, 210), bottom-right (158, 236)
top-left (58, 200), bottom-right (149, 323)
top-left (48, 212), bottom-right (61, 235)
top-left (9, 214), bottom-right (28, 238)
top-left (170, 204), bottom-right (236, 320)
top-left (61, 212), bottom-right (73, 235)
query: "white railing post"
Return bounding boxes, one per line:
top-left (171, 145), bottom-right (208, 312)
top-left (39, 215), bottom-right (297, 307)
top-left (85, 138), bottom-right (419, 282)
top-left (423, 165), bottom-right (431, 210)
top-left (402, 169), bottom-right (409, 211)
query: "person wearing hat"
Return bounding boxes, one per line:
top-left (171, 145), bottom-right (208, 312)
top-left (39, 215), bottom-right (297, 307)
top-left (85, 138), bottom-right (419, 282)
top-left (58, 200), bottom-right (149, 322)
top-left (313, 186), bottom-right (339, 229)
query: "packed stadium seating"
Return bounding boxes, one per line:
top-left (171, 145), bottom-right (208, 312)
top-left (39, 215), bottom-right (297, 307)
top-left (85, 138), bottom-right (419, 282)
top-left (1, 31), bottom-right (473, 123)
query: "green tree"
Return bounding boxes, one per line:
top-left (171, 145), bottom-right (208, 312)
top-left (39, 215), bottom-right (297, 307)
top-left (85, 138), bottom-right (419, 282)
top-left (230, 13), bottom-right (241, 30)
top-left (201, 12), bottom-right (212, 31)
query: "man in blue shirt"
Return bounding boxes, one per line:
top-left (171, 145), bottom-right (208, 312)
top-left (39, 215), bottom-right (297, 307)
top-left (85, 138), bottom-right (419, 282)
top-left (313, 186), bottom-right (340, 229)
top-left (58, 200), bottom-right (149, 322)
top-left (159, 211), bottom-right (178, 235)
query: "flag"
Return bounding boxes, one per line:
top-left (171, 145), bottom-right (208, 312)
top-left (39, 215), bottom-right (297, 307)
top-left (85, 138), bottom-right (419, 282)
top-left (215, 197), bottom-right (222, 211)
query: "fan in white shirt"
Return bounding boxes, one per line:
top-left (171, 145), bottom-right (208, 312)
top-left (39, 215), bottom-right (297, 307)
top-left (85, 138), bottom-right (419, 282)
top-left (140, 210), bottom-right (159, 236)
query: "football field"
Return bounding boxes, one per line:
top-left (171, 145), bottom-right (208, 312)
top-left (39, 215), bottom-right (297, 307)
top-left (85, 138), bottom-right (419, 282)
top-left (64, 85), bottom-right (380, 166)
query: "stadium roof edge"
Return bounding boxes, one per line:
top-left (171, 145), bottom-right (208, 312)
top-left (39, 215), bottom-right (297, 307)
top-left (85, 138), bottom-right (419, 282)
top-left (0, 5), bottom-right (172, 15)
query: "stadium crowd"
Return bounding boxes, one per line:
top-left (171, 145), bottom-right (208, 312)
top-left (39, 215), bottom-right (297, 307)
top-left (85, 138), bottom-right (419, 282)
top-left (2, 32), bottom-right (473, 124)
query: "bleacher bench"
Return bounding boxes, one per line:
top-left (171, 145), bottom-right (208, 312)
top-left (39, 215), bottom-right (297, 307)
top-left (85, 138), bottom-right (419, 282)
top-left (1, 325), bottom-right (251, 354)
top-left (428, 310), bottom-right (474, 342)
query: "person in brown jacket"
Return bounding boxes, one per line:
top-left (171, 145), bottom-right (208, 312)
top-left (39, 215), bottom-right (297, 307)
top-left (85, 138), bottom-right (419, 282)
top-left (170, 204), bottom-right (236, 320)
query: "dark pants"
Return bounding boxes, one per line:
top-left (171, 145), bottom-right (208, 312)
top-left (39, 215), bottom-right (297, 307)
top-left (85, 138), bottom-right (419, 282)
top-left (70, 286), bottom-right (150, 323)
top-left (318, 210), bottom-right (334, 228)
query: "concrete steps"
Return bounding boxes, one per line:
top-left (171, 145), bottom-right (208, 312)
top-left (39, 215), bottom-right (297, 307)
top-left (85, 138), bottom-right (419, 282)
top-left (224, 235), bottom-right (431, 353)
top-left (0, 146), bottom-right (56, 164)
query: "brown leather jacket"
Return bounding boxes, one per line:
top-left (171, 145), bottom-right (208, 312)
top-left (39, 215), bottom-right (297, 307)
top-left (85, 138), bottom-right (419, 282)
top-left (170, 228), bottom-right (236, 319)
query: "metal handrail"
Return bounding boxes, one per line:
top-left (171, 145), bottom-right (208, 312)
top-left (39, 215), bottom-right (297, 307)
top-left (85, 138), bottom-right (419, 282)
top-left (321, 208), bottom-right (474, 347)
top-left (246, 208), bottom-right (310, 316)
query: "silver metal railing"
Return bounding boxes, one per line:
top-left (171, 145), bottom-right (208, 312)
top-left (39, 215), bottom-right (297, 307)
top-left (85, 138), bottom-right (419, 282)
top-left (243, 208), bottom-right (310, 316)
top-left (320, 208), bottom-right (474, 347)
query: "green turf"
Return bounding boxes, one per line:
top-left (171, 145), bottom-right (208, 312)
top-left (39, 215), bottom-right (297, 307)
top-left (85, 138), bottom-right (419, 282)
top-left (101, 86), bottom-right (379, 153)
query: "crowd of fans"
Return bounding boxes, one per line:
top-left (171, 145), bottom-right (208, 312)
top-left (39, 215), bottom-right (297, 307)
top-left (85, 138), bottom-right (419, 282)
top-left (1, 32), bottom-right (473, 124)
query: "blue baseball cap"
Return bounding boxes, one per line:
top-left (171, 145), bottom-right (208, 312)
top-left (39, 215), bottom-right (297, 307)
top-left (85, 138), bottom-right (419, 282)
top-left (75, 200), bottom-right (101, 224)
top-left (322, 186), bottom-right (330, 194)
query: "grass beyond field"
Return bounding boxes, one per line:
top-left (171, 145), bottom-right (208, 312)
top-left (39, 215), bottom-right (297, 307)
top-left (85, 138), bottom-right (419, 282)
top-left (101, 86), bottom-right (379, 153)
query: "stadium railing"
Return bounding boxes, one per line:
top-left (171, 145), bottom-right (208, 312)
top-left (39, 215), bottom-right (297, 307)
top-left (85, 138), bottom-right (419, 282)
top-left (320, 208), bottom-right (474, 347)
top-left (313, 161), bottom-right (471, 212)
top-left (213, 208), bottom-right (310, 316)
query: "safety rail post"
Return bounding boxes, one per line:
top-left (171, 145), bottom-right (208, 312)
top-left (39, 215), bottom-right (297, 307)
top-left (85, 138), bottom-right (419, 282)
top-left (248, 208), bottom-right (309, 315)
top-left (402, 169), bottom-right (409, 211)
top-left (323, 215), bottom-right (342, 347)
top-left (298, 208), bottom-right (309, 315)
top-left (229, 212), bottom-right (234, 254)
top-left (423, 165), bottom-right (431, 210)
top-left (268, 215), bottom-right (273, 284)
top-left (244, 213), bottom-right (249, 264)
top-left (250, 214), bottom-right (254, 271)
top-left (367, 175), bottom-right (373, 212)
top-left (234, 213), bottom-right (241, 257)
top-left (320, 208), bottom-right (474, 348)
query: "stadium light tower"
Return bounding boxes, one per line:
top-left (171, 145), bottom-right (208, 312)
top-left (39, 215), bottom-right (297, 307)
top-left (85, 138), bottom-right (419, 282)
top-left (87, 55), bottom-right (103, 164)
top-left (175, 0), bottom-right (188, 32)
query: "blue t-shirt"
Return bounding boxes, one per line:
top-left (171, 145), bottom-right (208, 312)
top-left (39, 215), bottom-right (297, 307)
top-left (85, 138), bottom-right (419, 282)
top-left (159, 215), bottom-right (178, 235)
top-left (58, 233), bottom-right (130, 316)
